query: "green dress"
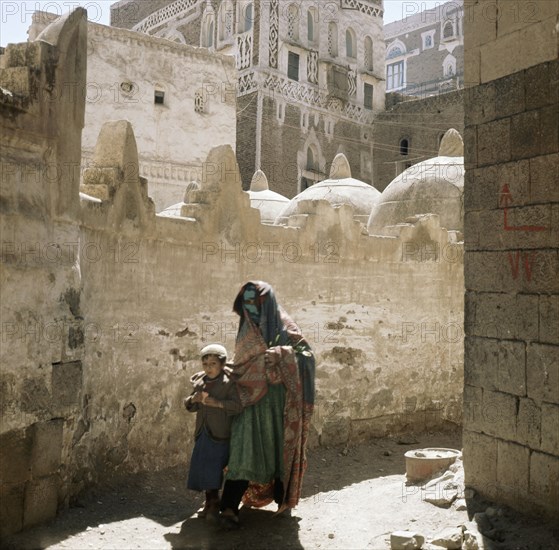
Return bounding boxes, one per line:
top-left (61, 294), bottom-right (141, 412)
top-left (226, 384), bottom-right (286, 483)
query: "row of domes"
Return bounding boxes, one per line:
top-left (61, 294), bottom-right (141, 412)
top-left (161, 129), bottom-right (465, 235)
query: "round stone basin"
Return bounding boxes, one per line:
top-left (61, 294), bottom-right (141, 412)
top-left (404, 448), bottom-right (461, 482)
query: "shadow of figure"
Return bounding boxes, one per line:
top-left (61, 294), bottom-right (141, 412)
top-left (165, 508), bottom-right (304, 550)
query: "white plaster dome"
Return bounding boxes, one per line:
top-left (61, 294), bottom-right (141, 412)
top-left (275, 154), bottom-right (381, 225)
top-left (367, 129), bottom-right (465, 236)
top-left (247, 170), bottom-right (289, 224)
top-left (158, 181), bottom-right (200, 217)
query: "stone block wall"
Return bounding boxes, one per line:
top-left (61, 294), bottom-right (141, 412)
top-left (463, 0), bottom-right (559, 519)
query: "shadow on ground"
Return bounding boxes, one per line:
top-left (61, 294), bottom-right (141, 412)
top-left (165, 509), bottom-right (304, 550)
top-left (2, 428), bottom-right (463, 550)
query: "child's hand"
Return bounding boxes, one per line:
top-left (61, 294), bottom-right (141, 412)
top-left (191, 392), bottom-right (204, 403)
top-left (200, 391), bottom-right (209, 404)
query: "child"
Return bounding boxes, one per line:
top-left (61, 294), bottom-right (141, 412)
top-left (184, 343), bottom-right (242, 520)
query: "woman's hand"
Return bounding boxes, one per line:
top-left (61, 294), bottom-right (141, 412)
top-left (264, 347), bottom-right (281, 368)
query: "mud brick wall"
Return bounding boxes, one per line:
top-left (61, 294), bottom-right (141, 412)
top-left (0, 10), bottom-right (87, 536)
top-left (463, 0), bottom-right (559, 519)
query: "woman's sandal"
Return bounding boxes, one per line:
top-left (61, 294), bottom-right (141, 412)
top-left (274, 504), bottom-right (292, 518)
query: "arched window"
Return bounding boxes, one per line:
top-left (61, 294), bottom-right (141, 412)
top-left (244, 3), bottom-right (253, 31)
top-left (443, 21), bottom-right (454, 39)
top-left (287, 4), bottom-right (299, 40)
top-left (201, 13), bottom-right (215, 48)
top-left (443, 54), bottom-right (456, 77)
top-left (328, 21), bottom-right (338, 57)
top-left (307, 8), bottom-right (317, 44)
top-left (387, 45), bottom-right (404, 59)
top-left (364, 36), bottom-right (373, 71)
top-left (238, 1), bottom-right (253, 33)
top-left (208, 21), bottom-right (214, 47)
top-left (346, 28), bottom-right (356, 59)
top-left (307, 146), bottom-right (316, 171)
top-left (400, 138), bottom-right (409, 156)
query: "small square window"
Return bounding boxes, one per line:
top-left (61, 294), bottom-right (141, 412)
top-left (154, 90), bottom-right (165, 104)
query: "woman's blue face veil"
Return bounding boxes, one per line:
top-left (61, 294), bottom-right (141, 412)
top-left (242, 283), bottom-right (260, 323)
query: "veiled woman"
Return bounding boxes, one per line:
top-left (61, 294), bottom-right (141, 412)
top-left (219, 281), bottom-right (315, 528)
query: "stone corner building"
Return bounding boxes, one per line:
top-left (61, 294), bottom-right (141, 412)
top-left (110, 0), bottom-right (386, 197)
top-left (462, 0), bottom-right (559, 520)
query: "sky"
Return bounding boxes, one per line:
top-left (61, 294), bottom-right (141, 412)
top-left (0, 1), bottom-right (447, 47)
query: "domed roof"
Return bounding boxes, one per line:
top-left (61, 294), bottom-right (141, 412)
top-left (275, 154), bottom-right (381, 225)
top-left (367, 129), bottom-right (465, 235)
top-left (247, 170), bottom-right (289, 224)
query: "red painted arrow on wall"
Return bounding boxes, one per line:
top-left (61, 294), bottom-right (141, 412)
top-left (500, 184), bottom-right (547, 232)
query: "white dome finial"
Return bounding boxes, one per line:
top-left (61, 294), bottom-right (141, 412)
top-left (329, 153), bottom-right (351, 179)
top-left (439, 129), bottom-right (464, 157)
top-left (250, 169), bottom-right (269, 192)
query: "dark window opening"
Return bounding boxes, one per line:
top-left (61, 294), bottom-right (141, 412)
top-left (154, 90), bottom-right (165, 104)
top-left (364, 83), bottom-right (373, 110)
top-left (288, 52), bottom-right (300, 81)
top-left (400, 138), bottom-right (409, 156)
top-left (443, 21), bottom-right (454, 39)
top-left (301, 177), bottom-right (313, 191)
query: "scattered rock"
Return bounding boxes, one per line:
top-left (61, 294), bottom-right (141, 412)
top-left (448, 457), bottom-right (463, 473)
top-left (383, 450), bottom-right (392, 456)
top-left (328, 533), bottom-right (335, 539)
top-left (453, 498), bottom-right (467, 511)
top-left (485, 506), bottom-right (497, 517)
top-left (462, 530), bottom-right (481, 550)
top-left (423, 472), bottom-right (458, 508)
top-left (430, 527), bottom-right (463, 549)
top-left (390, 530), bottom-right (425, 550)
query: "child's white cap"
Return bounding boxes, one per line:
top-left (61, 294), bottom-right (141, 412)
top-left (200, 343), bottom-right (227, 360)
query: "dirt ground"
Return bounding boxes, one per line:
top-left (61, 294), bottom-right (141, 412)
top-left (3, 429), bottom-right (558, 550)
